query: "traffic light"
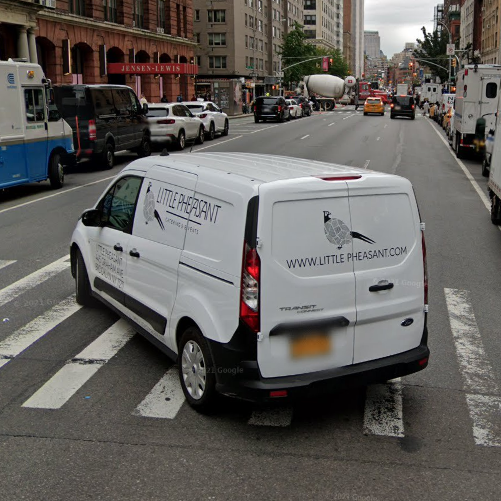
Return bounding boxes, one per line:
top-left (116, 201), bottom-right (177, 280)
top-left (451, 58), bottom-right (456, 67)
top-left (272, 85), bottom-right (276, 90)
top-left (329, 58), bottom-right (333, 65)
top-left (408, 61), bottom-right (413, 70)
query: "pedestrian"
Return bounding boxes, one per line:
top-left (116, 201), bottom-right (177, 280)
top-left (191, 94), bottom-right (197, 101)
top-left (160, 94), bottom-right (168, 103)
top-left (176, 94), bottom-right (183, 102)
top-left (423, 100), bottom-right (430, 117)
top-left (139, 93), bottom-right (148, 105)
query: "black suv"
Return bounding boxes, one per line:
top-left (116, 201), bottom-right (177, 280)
top-left (293, 96), bottom-right (312, 116)
top-left (254, 96), bottom-right (288, 123)
top-left (54, 84), bottom-right (151, 169)
top-left (390, 95), bottom-right (416, 120)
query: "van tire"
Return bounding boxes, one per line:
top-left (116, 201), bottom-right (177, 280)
top-left (178, 326), bottom-right (217, 412)
top-left (75, 249), bottom-right (98, 307)
top-left (482, 158), bottom-right (490, 177)
top-left (222, 119), bottom-right (229, 136)
top-left (196, 126), bottom-right (205, 144)
top-left (102, 143), bottom-right (115, 169)
top-left (207, 122), bottom-right (215, 140)
top-left (48, 152), bottom-right (64, 189)
top-left (178, 130), bottom-right (186, 150)
top-left (455, 133), bottom-right (465, 159)
top-left (254, 116), bottom-right (259, 123)
top-left (137, 137), bottom-right (152, 158)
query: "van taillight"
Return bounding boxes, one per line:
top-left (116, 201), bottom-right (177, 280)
top-left (422, 231), bottom-right (428, 306)
top-left (465, 69), bottom-right (468, 76)
top-left (411, 105), bottom-right (415, 110)
top-left (240, 242), bottom-right (260, 333)
top-left (278, 105), bottom-right (282, 112)
top-left (88, 120), bottom-right (97, 141)
top-left (254, 106), bottom-right (257, 112)
top-left (158, 119), bottom-right (176, 124)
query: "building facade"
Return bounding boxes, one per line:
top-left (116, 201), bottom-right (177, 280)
top-left (192, 0), bottom-right (303, 100)
top-left (303, 0), bottom-right (343, 51)
top-left (444, 0), bottom-right (461, 42)
top-left (351, 0), bottom-right (364, 78)
top-left (364, 30), bottom-right (379, 59)
top-left (343, 0), bottom-right (352, 73)
top-left (481, 0), bottom-right (501, 64)
top-left (0, 0), bottom-right (197, 103)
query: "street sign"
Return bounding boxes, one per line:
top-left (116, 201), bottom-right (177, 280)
top-left (446, 44), bottom-right (455, 56)
top-left (277, 72), bottom-right (284, 78)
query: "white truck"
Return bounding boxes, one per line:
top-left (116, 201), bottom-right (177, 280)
top-left (421, 83), bottom-right (443, 104)
top-left (488, 110), bottom-right (501, 224)
top-left (396, 84), bottom-right (409, 96)
top-left (0, 59), bottom-right (74, 190)
top-left (453, 64), bottom-right (501, 158)
top-left (300, 74), bottom-right (357, 110)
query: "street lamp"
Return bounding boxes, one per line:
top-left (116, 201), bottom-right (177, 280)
top-left (437, 20), bottom-right (452, 88)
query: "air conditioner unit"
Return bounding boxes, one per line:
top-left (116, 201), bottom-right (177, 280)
top-left (157, 27), bottom-right (164, 34)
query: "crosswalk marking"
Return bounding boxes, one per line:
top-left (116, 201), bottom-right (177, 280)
top-left (363, 378), bottom-right (404, 437)
top-left (0, 295), bottom-right (81, 368)
top-left (133, 367), bottom-right (186, 419)
top-left (22, 319), bottom-right (134, 409)
top-left (0, 255), bottom-right (70, 308)
top-left (248, 406), bottom-right (293, 427)
top-left (0, 260), bottom-right (16, 272)
top-left (445, 288), bottom-right (501, 447)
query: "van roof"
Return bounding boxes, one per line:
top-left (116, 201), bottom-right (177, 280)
top-left (132, 153), bottom-right (388, 184)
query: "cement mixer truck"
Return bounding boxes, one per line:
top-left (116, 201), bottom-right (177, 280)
top-left (298, 74), bottom-right (357, 110)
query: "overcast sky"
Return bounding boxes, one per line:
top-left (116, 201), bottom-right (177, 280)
top-left (364, 1), bottom-right (436, 58)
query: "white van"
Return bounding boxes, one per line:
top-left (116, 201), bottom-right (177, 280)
top-left (70, 153), bottom-right (430, 410)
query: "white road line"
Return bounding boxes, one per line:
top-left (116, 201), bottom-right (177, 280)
top-left (328, 122), bottom-right (336, 127)
top-left (133, 367), bottom-right (185, 419)
top-left (0, 255), bottom-right (70, 308)
top-left (194, 135), bottom-right (243, 151)
top-left (445, 288), bottom-right (501, 447)
top-left (343, 114), bottom-right (356, 120)
top-left (248, 406), bottom-right (293, 427)
top-left (363, 378), bottom-right (404, 437)
top-left (300, 135), bottom-right (310, 140)
top-left (0, 295), bottom-right (81, 368)
top-left (0, 178), bottom-right (115, 215)
top-left (363, 160), bottom-right (371, 169)
top-left (0, 260), bottom-right (16, 271)
top-left (444, 289), bottom-right (499, 395)
top-left (22, 319), bottom-right (134, 409)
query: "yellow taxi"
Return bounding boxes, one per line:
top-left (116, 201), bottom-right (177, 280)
top-left (363, 97), bottom-right (385, 116)
top-left (443, 107), bottom-right (453, 130)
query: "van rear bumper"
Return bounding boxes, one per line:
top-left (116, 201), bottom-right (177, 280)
top-left (208, 329), bottom-right (429, 403)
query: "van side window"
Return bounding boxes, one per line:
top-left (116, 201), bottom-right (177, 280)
top-left (101, 176), bottom-right (143, 233)
top-left (486, 82), bottom-right (498, 99)
top-left (128, 90), bottom-right (140, 114)
top-left (113, 88), bottom-right (131, 116)
top-left (24, 88), bottom-right (45, 122)
top-left (91, 88), bottom-right (115, 116)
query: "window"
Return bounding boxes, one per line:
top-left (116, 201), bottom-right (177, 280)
top-left (69, 0), bottom-right (86, 16)
top-left (194, 9), bottom-right (200, 21)
top-left (24, 88), bottom-right (45, 122)
top-left (158, 0), bottom-right (165, 29)
top-left (101, 176), bottom-right (143, 233)
top-left (245, 14), bottom-right (248, 26)
top-left (113, 88), bottom-right (132, 116)
top-left (486, 82), bottom-right (498, 99)
top-left (196, 56), bottom-right (201, 66)
top-left (258, 19), bottom-right (263, 31)
top-left (304, 15), bottom-right (316, 25)
top-left (91, 88), bottom-right (115, 116)
top-left (209, 56), bottom-right (227, 69)
top-left (208, 10), bottom-right (226, 23)
top-left (103, 0), bottom-right (117, 22)
top-left (245, 35), bottom-right (248, 48)
top-left (209, 33), bottom-right (226, 46)
top-left (133, 0), bottom-right (144, 28)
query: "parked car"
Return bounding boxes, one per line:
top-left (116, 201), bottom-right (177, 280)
top-left (363, 97), bottom-right (385, 116)
top-left (254, 96), bottom-right (288, 123)
top-left (294, 95), bottom-right (313, 116)
top-left (390, 95), bottom-right (416, 120)
top-left (53, 84), bottom-right (151, 169)
top-left (183, 100), bottom-right (229, 140)
top-left (146, 103), bottom-right (205, 150)
top-left (285, 99), bottom-right (303, 118)
top-left (71, 153), bottom-right (429, 412)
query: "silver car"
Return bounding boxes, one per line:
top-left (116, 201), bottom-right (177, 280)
top-left (146, 103), bottom-right (205, 150)
top-left (183, 101), bottom-right (229, 140)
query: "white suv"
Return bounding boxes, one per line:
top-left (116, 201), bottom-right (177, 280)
top-left (183, 101), bottom-right (229, 140)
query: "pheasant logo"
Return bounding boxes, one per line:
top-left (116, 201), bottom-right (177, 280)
top-left (323, 211), bottom-right (375, 249)
top-left (143, 182), bottom-right (165, 230)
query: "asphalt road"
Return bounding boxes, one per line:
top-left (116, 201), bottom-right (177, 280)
top-left (1, 106), bottom-right (501, 501)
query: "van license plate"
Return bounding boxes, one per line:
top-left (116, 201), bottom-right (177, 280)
top-left (291, 333), bottom-right (331, 358)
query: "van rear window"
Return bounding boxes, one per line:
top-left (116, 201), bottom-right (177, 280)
top-left (394, 96), bottom-right (414, 106)
top-left (257, 98), bottom-right (278, 105)
top-left (53, 87), bottom-right (92, 120)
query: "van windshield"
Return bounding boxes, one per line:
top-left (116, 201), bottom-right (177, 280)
top-left (53, 87), bottom-right (92, 119)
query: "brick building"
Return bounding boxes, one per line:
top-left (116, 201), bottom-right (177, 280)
top-left (0, 0), bottom-right (198, 103)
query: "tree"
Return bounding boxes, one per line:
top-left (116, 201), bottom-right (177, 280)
top-left (414, 27), bottom-right (449, 83)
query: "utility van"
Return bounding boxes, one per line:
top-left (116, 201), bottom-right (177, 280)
top-left (421, 83), bottom-right (442, 105)
top-left (70, 153), bottom-right (430, 411)
top-left (453, 64), bottom-right (501, 158)
top-left (0, 59), bottom-right (74, 190)
top-left (488, 113), bottom-right (501, 223)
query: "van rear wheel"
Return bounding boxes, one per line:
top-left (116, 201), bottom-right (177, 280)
top-left (178, 326), bottom-right (217, 412)
top-left (48, 152), bottom-right (64, 189)
top-left (102, 143), bottom-right (115, 170)
top-left (482, 158), bottom-right (490, 177)
top-left (137, 137), bottom-right (152, 158)
top-left (491, 195), bottom-right (501, 225)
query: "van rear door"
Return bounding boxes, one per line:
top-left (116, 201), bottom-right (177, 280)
top-left (347, 176), bottom-right (425, 364)
top-left (257, 178), bottom-right (356, 378)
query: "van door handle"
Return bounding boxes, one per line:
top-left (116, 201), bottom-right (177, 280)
top-left (369, 282), bottom-right (394, 292)
top-left (129, 249), bottom-right (140, 258)
top-left (113, 244), bottom-right (123, 252)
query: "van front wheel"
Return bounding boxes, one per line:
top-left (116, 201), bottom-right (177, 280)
top-left (48, 152), bottom-right (64, 189)
top-left (76, 249), bottom-right (98, 307)
top-left (178, 326), bottom-right (217, 412)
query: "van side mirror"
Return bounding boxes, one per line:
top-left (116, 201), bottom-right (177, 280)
top-left (142, 103), bottom-right (148, 115)
top-left (81, 209), bottom-right (102, 227)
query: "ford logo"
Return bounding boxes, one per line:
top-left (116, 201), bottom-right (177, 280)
top-left (401, 318), bottom-right (414, 327)
top-left (7, 73), bottom-right (15, 85)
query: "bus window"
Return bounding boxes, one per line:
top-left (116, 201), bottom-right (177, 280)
top-left (25, 88), bottom-right (45, 122)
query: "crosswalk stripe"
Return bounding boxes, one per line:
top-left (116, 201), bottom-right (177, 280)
top-left (363, 378), bottom-right (404, 437)
top-left (0, 295), bottom-right (81, 368)
top-left (0, 255), bottom-right (70, 308)
top-left (248, 406), bottom-right (293, 427)
top-left (22, 319), bottom-right (134, 409)
top-left (0, 260), bottom-right (16, 272)
top-left (133, 367), bottom-right (185, 419)
top-left (445, 288), bottom-right (501, 447)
